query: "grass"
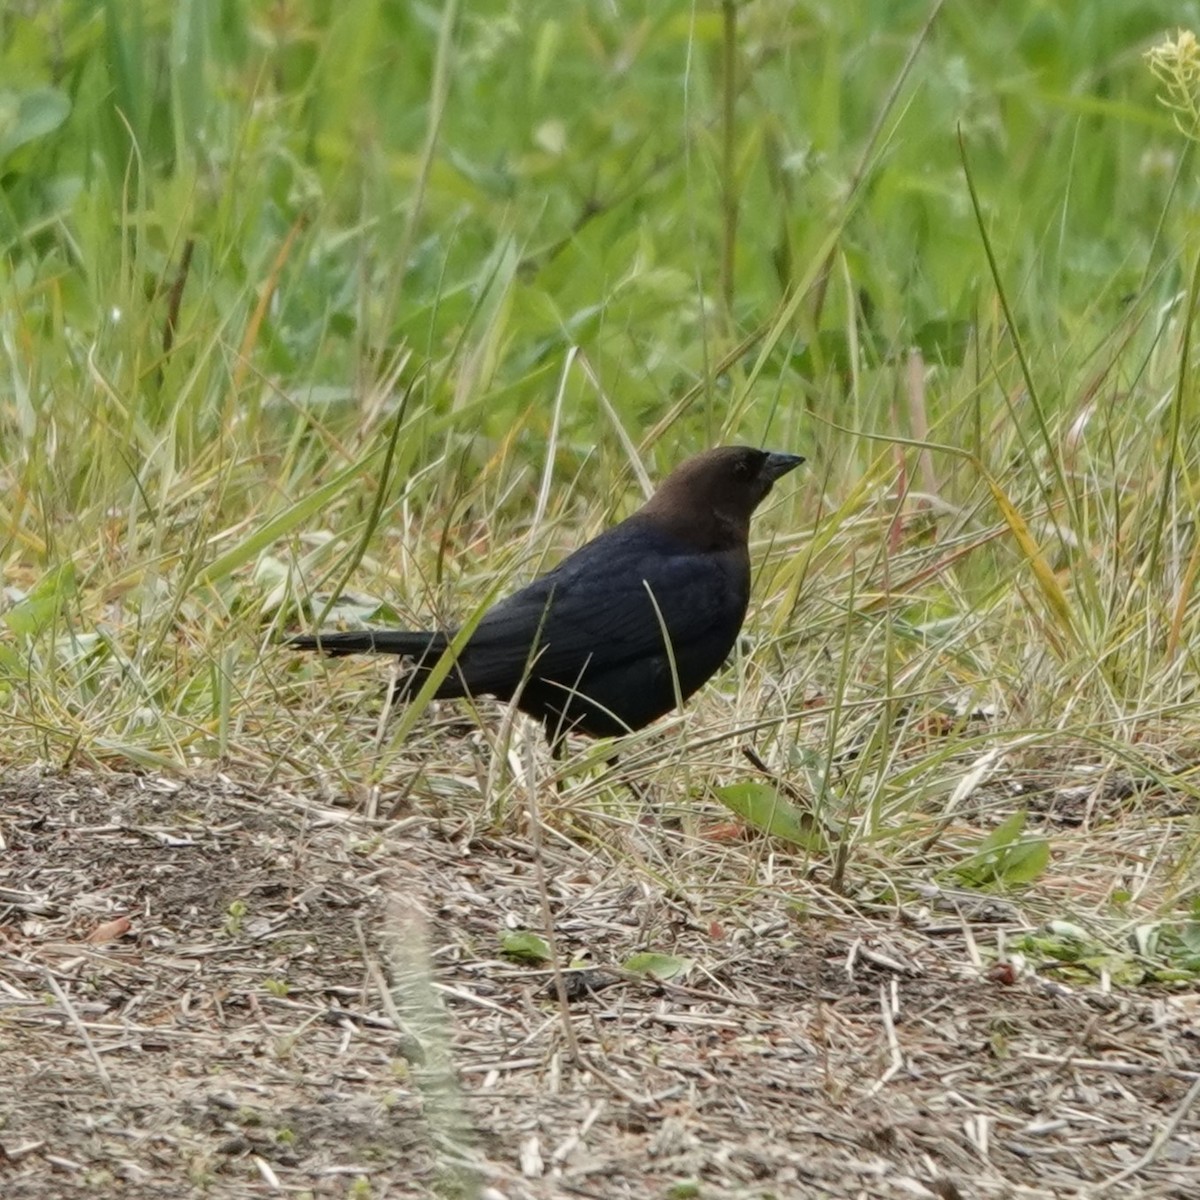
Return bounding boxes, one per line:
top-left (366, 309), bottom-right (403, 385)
top-left (2, 1), bottom-right (1199, 978)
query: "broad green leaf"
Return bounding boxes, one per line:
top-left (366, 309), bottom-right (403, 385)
top-left (714, 781), bottom-right (826, 852)
top-left (0, 88), bottom-right (71, 160)
top-left (995, 838), bottom-right (1050, 884)
top-left (623, 952), bottom-right (692, 982)
top-left (500, 931), bottom-right (551, 963)
top-left (912, 318), bottom-right (974, 365)
top-left (976, 809), bottom-right (1028, 853)
top-left (3, 562), bottom-right (77, 637)
top-left (954, 812), bottom-right (1049, 887)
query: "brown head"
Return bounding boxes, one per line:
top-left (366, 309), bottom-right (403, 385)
top-left (638, 445), bottom-right (804, 550)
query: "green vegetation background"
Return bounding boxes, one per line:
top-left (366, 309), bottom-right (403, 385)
top-left (3, 0), bottom-right (1200, 898)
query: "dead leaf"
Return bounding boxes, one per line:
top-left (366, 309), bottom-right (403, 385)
top-left (87, 916), bottom-right (131, 944)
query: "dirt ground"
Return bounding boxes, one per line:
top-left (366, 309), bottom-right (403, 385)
top-left (0, 767), bottom-right (1196, 1199)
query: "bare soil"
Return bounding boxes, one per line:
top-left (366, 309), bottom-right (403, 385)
top-left (0, 767), bottom-right (1196, 1199)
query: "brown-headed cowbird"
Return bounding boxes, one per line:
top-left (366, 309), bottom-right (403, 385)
top-left (288, 445), bottom-right (803, 751)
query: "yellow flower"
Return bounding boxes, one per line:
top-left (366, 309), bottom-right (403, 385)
top-left (1146, 30), bottom-right (1200, 141)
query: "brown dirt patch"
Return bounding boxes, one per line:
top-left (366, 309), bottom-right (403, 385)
top-left (0, 769), bottom-right (1196, 1198)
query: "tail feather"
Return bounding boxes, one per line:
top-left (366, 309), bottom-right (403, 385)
top-left (286, 629), bottom-right (449, 659)
top-left (288, 627), bottom-right (472, 701)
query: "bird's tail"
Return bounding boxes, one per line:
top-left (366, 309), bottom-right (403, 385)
top-left (287, 628), bottom-right (471, 701)
top-left (286, 629), bottom-right (449, 659)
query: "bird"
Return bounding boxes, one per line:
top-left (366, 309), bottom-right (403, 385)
top-left (288, 445), bottom-right (803, 753)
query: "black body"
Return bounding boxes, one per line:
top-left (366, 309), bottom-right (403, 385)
top-left (289, 446), bottom-right (803, 748)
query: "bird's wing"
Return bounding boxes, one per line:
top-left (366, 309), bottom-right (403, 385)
top-left (457, 524), bottom-right (744, 690)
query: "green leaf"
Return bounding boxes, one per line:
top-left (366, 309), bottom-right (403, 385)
top-left (713, 781), bottom-right (826, 852)
top-left (623, 952), bottom-right (692, 982)
top-left (912, 318), bottom-right (974, 365)
top-left (977, 809), bottom-right (1027, 852)
top-left (499, 931), bottom-right (551, 964)
top-left (995, 838), bottom-right (1050, 884)
top-left (3, 561), bottom-right (76, 637)
top-left (0, 88), bottom-right (71, 160)
top-left (1044, 921), bottom-right (1090, 942)
top-left (953, 811), bottom-right (1049, 887)
top-left (304, 591), bottom-right (393, 626)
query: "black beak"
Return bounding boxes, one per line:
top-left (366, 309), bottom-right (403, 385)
top-left (761, 451), bottom-right (805, 482)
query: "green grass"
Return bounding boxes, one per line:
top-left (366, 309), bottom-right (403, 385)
top-left (2, 1), bottom-right (1199, 967)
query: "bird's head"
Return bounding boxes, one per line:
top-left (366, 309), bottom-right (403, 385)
top-left (642, 445), bottom-right (804, 549)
